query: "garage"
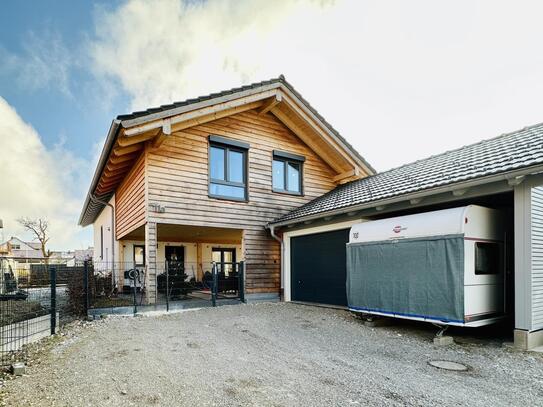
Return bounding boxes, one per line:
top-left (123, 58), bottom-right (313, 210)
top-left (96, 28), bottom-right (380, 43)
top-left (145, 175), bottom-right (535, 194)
top-left (290, 228), bottom-right (350, 306)
top-left (271, 124), bottom-right (543, 349)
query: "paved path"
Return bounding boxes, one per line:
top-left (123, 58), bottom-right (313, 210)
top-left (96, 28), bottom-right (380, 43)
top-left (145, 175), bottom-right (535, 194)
top-left (2, 303), bottom-right (543, 406)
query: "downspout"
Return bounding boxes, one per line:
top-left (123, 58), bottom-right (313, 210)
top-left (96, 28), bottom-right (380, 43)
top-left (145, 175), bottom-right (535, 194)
top-left (90, 194), bottom-right (117, 290)
top-left (269, 224), bottom-right (284, 300)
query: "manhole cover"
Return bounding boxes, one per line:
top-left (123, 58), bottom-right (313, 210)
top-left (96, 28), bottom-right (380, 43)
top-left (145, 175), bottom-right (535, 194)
top-left (428, 360), bottom-right (469, 371)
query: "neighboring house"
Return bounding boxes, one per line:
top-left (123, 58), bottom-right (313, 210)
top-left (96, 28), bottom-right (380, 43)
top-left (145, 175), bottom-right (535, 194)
top-left (0, 237), bottom-right (43, 260)
top-left (80, 76), bottom-right (543, 350)
top-left (79, 76), bottom-right (374, 302)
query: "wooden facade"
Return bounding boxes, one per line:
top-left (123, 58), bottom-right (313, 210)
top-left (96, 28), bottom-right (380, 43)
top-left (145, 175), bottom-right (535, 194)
top-left (115, 153), bottom-right (146, 239)
top-left (82, 79), bottom-right (373, 299)
top-left (141, 110), bottom-right (338, 293)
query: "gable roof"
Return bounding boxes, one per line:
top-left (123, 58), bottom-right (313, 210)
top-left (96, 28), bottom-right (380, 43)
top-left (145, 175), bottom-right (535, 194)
top-left (270, 122), bottom-right (543, 226)
top-left (79, 75), bottom-right (375, 226)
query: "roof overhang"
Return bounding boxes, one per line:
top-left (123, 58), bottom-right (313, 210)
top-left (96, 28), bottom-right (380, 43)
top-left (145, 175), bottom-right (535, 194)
top-left (268, 164), bottom-right (543, 229)
top-left (78, 76), bottom-right (375, 226)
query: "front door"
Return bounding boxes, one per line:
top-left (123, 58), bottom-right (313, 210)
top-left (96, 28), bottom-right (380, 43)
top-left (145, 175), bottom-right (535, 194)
top-left (165, 246), bottom-right (185, 274)
top-left (212, 248), bottom-right (236, 276)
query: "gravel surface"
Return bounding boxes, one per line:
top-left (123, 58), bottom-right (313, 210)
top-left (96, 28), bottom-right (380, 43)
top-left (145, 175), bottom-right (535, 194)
top-left (2, 303), bottom-right (543, 406)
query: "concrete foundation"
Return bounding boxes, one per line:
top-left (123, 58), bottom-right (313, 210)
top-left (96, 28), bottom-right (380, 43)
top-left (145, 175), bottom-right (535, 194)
top-left (433, 336), bottom-right (455, 346)
top-left (245, 293), bottom-right (280, 303)
top-left (514, 329), bottom-right (543, 350)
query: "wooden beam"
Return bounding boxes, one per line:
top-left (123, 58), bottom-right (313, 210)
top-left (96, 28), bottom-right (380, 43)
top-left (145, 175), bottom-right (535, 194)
top-left (258, 94), bottom-right (282, 115)
top-left (104, 166), bottom-right (129, 178)
top-left (106, 160), bottom-right (133, 173)
top-left (150, 101), bottom-right (265, 150)
top-left (124, 89), bottom-right (276, 136)
top-left (110, 153), bottom-right (138, 165)
top-left (151, 118), bottom-right (172, 149)
top-left (117, 131), bottom-right (158, 147)
top-left (270, 107), bottom-right (345, 173)
top-left (169, 101), bottom-right (264, 133)
top-left (333, 168), bottom-right (360, 183)
top-left (112, 144), bottom-right (142, 156)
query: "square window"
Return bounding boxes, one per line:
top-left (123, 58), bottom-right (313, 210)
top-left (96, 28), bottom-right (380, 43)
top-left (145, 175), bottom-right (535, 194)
top-left (475, 242), bottom-right (500, 275)
top-left (272, 153), bottom-right (303, 195)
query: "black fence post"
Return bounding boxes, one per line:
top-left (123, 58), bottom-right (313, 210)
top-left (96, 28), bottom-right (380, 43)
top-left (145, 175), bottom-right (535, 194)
top-left (166, 261), bottom-right (170, 312)
top-left (211, 262), bottom-right (217, 307)
top-left (50, 265), bottom-right (57, 335)
top-left (83, 260), bottom-right (90, 317)
top-left (239, 261), bottom-right (245, 303)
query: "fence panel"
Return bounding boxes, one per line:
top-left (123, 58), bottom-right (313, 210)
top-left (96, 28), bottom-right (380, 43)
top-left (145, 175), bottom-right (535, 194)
top-left (0, 258), bottom-right (87, 367)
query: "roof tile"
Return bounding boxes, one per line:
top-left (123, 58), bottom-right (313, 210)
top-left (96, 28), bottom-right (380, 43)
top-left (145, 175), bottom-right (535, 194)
top-left (271, 123), bottom-right (543, 224)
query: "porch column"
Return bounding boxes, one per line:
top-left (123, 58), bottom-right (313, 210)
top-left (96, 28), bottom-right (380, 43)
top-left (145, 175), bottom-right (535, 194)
top-left (514, 182), bottom-right (543, 349)
top-left (145, 222), bottom-right (157, 304)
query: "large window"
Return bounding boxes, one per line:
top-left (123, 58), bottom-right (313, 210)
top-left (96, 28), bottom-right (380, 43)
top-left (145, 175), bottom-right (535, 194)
top-left (209, 136), bottom-right (248, 201)
top-left (475, 242), bottom-right (500, 275)
top-left (272, 150), bottom-right (304, 195)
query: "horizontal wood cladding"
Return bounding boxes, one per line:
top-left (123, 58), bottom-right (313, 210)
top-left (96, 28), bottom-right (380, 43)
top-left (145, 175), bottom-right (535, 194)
top-left (115, 153), bottom-right (146, 239)
top-left (146, 109), bottom-right (338, 293)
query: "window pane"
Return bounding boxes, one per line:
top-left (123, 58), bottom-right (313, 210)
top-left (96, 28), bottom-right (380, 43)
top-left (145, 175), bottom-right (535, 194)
top-left (212, 251), bottom-right (221, 263)
top-left (475, 242), bottom-right (500, 275)
top-left (287, 162), bottom-right (300, 192)
top-left (210, 146), bottom-right (225, 180)
top-left (228, 150), bottom-right (244, 183)
top-left (210, 183), bottom-right (246, 199)
top-left (134, 246), bottom-right (145, 266)
top-left (272, 160), bottom-right (285, 190)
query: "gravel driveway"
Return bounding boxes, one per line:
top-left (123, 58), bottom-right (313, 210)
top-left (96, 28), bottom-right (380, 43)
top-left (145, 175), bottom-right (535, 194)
top-left (2, 303), bottom-right (543, 406)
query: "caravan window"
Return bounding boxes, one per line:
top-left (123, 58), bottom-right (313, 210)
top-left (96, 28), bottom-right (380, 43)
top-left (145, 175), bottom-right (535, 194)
top-left (475, 242), bottom-right (500, 275)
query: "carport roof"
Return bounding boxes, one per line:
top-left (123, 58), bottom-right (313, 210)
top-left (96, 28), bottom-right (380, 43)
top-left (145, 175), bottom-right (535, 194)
top-left (270, 122), bottom-right (543, 226)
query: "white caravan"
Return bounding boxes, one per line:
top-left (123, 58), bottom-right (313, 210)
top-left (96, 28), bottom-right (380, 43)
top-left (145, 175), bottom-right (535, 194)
top-left (347, 205), bottom-right (507, 327)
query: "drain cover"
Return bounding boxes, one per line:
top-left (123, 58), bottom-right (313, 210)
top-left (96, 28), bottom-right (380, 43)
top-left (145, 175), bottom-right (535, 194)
top-left (428, 360), bottom-right (469, 371)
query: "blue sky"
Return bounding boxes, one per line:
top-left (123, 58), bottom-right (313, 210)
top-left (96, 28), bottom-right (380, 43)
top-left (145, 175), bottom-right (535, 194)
top-left (2, 0), bottom-right (543, 250)
top-left (0, 0), bottom-right (128, 157)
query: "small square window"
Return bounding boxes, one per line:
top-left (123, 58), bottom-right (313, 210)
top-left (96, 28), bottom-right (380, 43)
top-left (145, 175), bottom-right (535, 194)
top-left (475, 242), bottom-right (500, 275)
top-left (272, 152), bottom-right (303, 195)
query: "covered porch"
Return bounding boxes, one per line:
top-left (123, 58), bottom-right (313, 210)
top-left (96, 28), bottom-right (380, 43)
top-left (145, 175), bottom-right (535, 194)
top-left (91, 223), bottom-right (245, 308)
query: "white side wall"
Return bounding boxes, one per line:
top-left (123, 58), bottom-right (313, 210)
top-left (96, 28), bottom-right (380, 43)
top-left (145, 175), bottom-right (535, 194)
top-left (93, 195), bottom-right (119, 263)
top-left (531, 186), bottom-right (543, 330)
top-left (282, 219), bottom-right (364, 302)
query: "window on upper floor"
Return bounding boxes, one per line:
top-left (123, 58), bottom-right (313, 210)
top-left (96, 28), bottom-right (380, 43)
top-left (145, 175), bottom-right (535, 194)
top-left (272, 150), bottom-right (305, 195)
top-left (11, 244), bottom-right (20, 250)
top-left (208, 135), bottom-right (249, 201)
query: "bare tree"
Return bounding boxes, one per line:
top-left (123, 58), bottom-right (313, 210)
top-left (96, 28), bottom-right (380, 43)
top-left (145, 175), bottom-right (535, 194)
top-left (17, 217), bottom-right (52, 260)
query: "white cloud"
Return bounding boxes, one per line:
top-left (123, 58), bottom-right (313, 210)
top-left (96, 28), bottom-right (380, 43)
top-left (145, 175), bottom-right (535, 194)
top-left (0, 29), bottom-right (74, 97)
top-left (89, 0), bottom-right (543, 172)
top-left (0, 98), bottom-right (92, 250)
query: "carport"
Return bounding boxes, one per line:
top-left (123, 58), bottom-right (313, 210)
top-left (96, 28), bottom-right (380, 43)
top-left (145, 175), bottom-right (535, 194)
top-left (269, 124), bottom-right (543, 349)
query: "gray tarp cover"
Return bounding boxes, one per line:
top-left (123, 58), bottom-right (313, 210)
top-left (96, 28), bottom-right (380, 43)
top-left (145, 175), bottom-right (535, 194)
top-left (346, 234), bottom-right (465, 323)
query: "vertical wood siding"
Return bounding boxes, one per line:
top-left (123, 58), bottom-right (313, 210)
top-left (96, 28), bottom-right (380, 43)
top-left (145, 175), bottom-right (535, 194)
top-left (531, 185), bottom-right (543, 329)
top-left (115, 153), bottom-right (146, 239)
top-left (146, 110), bottom-right (338, 293)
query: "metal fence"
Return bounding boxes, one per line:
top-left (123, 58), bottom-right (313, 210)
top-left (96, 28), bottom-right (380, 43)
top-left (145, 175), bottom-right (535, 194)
top-left (0, 257), bottom-right (246, 366)
top-left (88, 260), bottom-right (245, 313)
top-left (0, 258), bottom-right (87, 367)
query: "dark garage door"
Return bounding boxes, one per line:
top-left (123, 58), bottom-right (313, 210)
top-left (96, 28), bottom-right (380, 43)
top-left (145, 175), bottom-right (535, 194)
top-left (291, 228), bottom-right (350, 306)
